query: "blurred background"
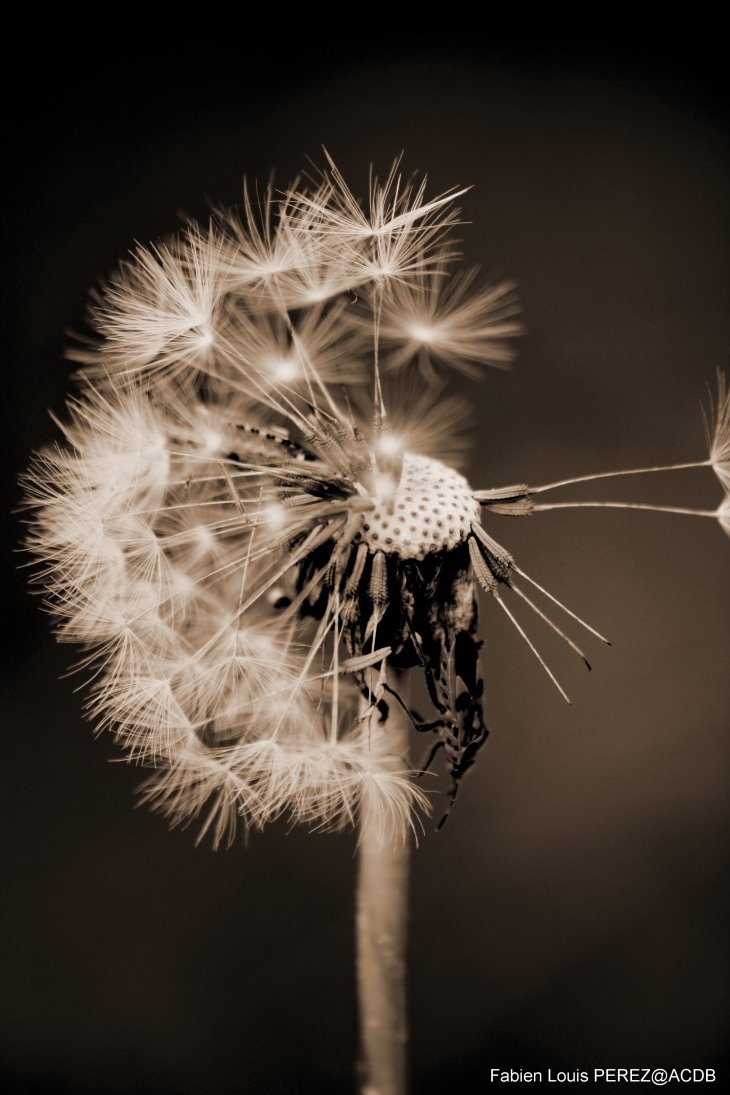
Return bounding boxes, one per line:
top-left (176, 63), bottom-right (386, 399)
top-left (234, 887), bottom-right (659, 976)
top-left (3, 30), bottom-right (728, 1093)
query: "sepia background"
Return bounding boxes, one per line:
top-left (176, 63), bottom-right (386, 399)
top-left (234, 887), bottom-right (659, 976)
top-left (3, 33), bottom-right (728, 1093)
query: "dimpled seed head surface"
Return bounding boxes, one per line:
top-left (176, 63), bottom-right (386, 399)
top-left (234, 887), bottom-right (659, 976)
top-left (360, 453), bottom-right (480, 560)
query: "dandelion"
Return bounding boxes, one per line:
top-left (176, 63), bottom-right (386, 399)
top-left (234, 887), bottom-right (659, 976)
top-left (22, 157), bottom-right (728, 1095)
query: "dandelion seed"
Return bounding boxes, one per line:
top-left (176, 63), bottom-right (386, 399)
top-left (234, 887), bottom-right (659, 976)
top-left (709, 370), bottom-right (730, 492)
top-left (376, 264), bottom-right (522, 378)
top-left (717, 495), bottom-right (730, 538)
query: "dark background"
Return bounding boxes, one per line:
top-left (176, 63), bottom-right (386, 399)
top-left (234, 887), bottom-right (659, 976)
top-left (3, 31), bottom-right (729, 1093)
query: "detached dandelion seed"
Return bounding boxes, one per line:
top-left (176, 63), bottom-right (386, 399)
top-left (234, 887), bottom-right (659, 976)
top-left (21, 156), bottom-right (728, 1095)
top-left (708, 369), bottom-right (730, 493)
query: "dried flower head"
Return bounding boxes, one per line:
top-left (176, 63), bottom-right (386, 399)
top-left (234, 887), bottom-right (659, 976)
top-left (22, 158), bottom-right (728, 844)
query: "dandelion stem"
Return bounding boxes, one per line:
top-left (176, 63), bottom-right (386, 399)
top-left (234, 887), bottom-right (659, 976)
top-left (356, 671), bottom-right (410, 1095)
top-left (530, 460), bottom-right (711, 494)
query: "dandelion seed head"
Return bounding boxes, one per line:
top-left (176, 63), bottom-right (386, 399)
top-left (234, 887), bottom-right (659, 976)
top-left (22, 156), bottom-right (513, 841)
top-left (38, 155), bottom-right (717, 846)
